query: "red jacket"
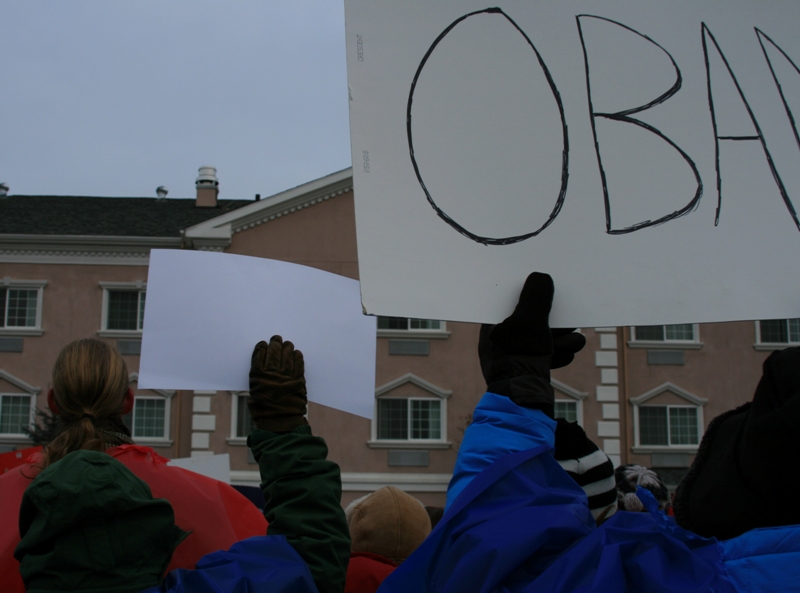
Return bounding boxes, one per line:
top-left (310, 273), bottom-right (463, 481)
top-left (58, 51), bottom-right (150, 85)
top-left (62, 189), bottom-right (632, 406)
top-left (345, 552), bottom-right (397, 593)
top-left (0, 445), bottom-right (267, 593)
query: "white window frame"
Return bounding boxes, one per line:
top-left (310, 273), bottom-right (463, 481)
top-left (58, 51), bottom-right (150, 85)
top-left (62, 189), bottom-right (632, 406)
top-left (368, 373), bottom-right (451, 449)
top-left (125, 373), bottom-right (173, 446)
top-left (630, 382), bottom-right (706, 454)
top-left (98, 281), bottom-right (146, 338)
top-left (228, 391), bottom-right (253, 445)
top-left (376, 317), bottom-right (450, 339)
top-left (0, 278), bottom-right (46, 336)
top-left (0, 370), bottom-right (40, 444)
top-left (754, 319), bottom-right (800, 351)
top-left (628, 324), bottom-right (702, 350)
top-left (552, 378), bottom-right (587, 426)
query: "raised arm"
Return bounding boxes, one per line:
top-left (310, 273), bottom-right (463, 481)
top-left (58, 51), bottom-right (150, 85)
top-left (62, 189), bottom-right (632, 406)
top-left (247, 335), bottom-right (350, 593)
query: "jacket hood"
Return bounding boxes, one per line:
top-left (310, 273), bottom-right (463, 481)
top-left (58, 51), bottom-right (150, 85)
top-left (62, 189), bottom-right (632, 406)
top-left (15, 450), bottom-right (188, 593)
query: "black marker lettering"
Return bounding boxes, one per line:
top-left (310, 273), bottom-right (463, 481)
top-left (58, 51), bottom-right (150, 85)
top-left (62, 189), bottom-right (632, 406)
top-left (577, 15), bottom-right (702, 235)
top-left (407, 7), bottom-right (568, 246)
top-left (703, 23), bottom-right (799, 230)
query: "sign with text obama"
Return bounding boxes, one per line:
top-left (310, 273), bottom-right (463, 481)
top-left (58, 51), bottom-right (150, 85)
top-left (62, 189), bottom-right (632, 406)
top-left (345, 0), bottom-right (800, 327)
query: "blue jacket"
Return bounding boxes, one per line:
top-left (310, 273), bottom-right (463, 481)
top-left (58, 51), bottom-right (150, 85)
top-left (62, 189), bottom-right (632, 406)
top-left (379, 392), bottom-right (800, 593)
top-left (140, 536), bottom-right (319, 593)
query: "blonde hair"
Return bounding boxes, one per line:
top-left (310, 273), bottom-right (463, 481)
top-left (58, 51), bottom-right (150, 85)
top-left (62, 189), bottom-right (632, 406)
top-left (42, 339), bottom-right (132, 468)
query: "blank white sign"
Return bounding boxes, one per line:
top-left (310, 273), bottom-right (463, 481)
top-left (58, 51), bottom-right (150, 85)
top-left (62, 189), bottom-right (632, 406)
top-left (139, 250), bottom-right (377, 419)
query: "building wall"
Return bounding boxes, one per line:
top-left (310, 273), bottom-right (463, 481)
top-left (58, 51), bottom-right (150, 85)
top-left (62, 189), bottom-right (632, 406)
top-left (0, 261), bottom-right (178, 459)
top-left (220, 192), bottom-right (488, 506)
top-left (228, 191), bottom-right (360, 279)
top-left (1, 188), bottom-right (789, 506)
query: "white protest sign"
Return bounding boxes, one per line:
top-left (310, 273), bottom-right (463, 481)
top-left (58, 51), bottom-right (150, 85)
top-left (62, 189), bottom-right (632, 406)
top-left (345, 0), bottom-right (800, 327)
top-left (138, 250), bottom-right (377, 419)
top-left (168, 454), bottom-right (231, 484)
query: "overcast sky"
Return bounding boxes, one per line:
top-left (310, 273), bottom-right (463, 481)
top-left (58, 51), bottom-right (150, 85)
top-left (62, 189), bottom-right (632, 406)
top-left (0, 1), bottom-right (351, 200)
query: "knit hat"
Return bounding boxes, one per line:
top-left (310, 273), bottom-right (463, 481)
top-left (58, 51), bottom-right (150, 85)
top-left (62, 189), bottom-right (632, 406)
top-left (673, 346), bottom-right (800, 539)
top-left (15, 450), bottom-right (188, 593)
top-left (553, 418), bottom-right (618, 522)
top-left (615, 464), bottom-right (670, 512)
top-left (346, 486), bottom-right (432, 564)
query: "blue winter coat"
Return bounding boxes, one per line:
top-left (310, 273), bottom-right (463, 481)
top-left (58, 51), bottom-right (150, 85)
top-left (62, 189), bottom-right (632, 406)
top-left (379, 392), bottom-right (800, 593)
top-left (140, 535), bottom-right (319, 593)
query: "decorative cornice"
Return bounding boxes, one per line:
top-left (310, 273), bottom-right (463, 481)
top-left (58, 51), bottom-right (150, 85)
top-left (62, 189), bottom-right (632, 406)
top-left (340, 472), bottom-right (453, 492)
top-left (231, 183), bottom-right (353, 234)
top-left (229, 469), bottom-right (454, 491)
top-left (627, 340), bottom-right (703, 350)
top-left (551, 378), bottom-right (588, 400)
top-left (0, 235), bottom-right (181, 265)
top-left (629, 382), bottom-right (708, 406)
top-left (128, 372), bottom-right (176, 398)
top-left (366, 440), bottom-right (452, 450)
top-left (183, 169), bottom-right (353, 247)
top-left (377, 329), bottom-right (450, 339)
top-left (375, 373), bottom-right (452, 399)
top-left (0, 369), bottom-right (41, 395)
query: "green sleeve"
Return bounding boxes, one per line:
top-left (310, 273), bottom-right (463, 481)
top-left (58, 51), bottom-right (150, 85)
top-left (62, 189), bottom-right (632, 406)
top-left (248, 425), bottom-right (350, 593)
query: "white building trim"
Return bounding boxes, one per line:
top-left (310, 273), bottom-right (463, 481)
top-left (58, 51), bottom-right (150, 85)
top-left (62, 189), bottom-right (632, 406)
top-left (230, 470), bottom-right (453, 492)
top-left (0, 370), bottom-right (40, 444)
top-left (0, 234), bottom-right (180, 266)
top-left (183, 168), bottom-right (353, 248)
top-left (630, 382), bottom-right (707, 454)
top-left (127, 372), bottom-right (175, 446)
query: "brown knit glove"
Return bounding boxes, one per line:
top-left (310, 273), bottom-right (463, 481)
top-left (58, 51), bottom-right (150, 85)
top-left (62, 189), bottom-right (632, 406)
top-left (248, 335), bottom-right (308, 433)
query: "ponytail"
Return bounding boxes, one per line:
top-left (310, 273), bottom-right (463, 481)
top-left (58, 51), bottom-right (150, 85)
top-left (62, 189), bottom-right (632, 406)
top-left (41, 339), bottom-right (132, 468)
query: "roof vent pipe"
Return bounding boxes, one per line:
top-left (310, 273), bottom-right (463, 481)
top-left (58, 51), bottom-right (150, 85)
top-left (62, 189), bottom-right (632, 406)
top-left (196, 166), bottom-right (218, 187)
top-left (0, 183), bottom-right (8, 197)
top-left (156, 186), bottom-right (168, 199)
top-left (195, 166), bottom-right (219, 208)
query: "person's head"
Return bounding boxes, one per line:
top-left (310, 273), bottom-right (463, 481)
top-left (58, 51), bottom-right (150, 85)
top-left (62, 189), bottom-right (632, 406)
top-left (43, 339), bottom-right (134, 468)
top-left (615, 464), bottom-right (670, 512)
top-left (345, 486), bottom-right (432, 564)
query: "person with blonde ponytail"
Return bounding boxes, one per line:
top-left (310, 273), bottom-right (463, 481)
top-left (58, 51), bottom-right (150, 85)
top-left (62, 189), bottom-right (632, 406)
top-left (0, 339), bottom-right (268, 593)
top-left (43, 338), bottom-right (136, 467)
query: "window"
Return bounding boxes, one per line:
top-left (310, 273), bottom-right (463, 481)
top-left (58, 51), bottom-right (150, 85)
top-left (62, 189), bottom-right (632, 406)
top-left (554, 400), bottom-right (578, 423)
top-left (758, 319), bottom-right (800, 344)
top-left (638, 406), bottom-right (699, 446)
top-left (107, 290), bottom-right (146, 331)
top-left (123, 397), bottom-right (166, 438)
top-left (629, 324), bottom-right (701, 350)
top-left (100, 282), bottom-right (146, 336)
top-left (0, 281), bottom-right (46, 334)
top-left (0, 394), bottom-right (33, 435)
top-left (122, 374), bottom-right (172, 444)
top-left (377, 317), bottom-right (442, 331)
top-left (551, 379), bottom-right (586, 426)
top-left (233, 393), bottom-right (256, 438)
top-left (630, 382), bottom-right (706, 452)
top-left (369, 374), bottom-right (451, 448)
top-left (377, 398), bottom-right (441, 440)
top-left (632, 324), bottom-right (695, 341)
top-left (0, 289), bottom-right (36, 328)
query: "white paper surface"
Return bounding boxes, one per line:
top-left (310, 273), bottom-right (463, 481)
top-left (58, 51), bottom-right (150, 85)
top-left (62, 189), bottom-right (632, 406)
top-left (345, 0), bottom-right (800, 327)
top-left (168, 454), bottom-right (231, 484)
top-left (139, 250), bottom-right (377, 419)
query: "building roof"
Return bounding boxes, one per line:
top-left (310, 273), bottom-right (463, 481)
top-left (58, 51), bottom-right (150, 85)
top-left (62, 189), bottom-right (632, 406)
top-left (0, 195), bottom-right (251, 237)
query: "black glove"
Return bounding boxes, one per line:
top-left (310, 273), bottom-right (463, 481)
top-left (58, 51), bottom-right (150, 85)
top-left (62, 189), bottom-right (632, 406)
top-left (478, 272), bottom-right (585, 416)
top-left (248, 335), bottom-right (308, 433)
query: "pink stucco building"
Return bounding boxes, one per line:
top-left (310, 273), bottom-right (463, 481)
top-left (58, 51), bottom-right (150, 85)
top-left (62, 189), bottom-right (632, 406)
top-left (1, 168), bottom-right (795, 504)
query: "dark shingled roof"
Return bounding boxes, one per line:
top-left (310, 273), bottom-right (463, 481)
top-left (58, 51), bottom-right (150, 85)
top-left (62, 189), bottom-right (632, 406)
top-left (0, 195), bottom-right (251, 237)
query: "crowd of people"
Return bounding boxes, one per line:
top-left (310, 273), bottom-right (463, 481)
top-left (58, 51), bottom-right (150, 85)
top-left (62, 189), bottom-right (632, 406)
top-left (0, 273), bottom-right (798, 592)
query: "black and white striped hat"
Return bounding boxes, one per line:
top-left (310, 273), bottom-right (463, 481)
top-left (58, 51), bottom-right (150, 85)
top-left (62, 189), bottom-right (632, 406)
top-left (554, 418), bottom-right (618, 522)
